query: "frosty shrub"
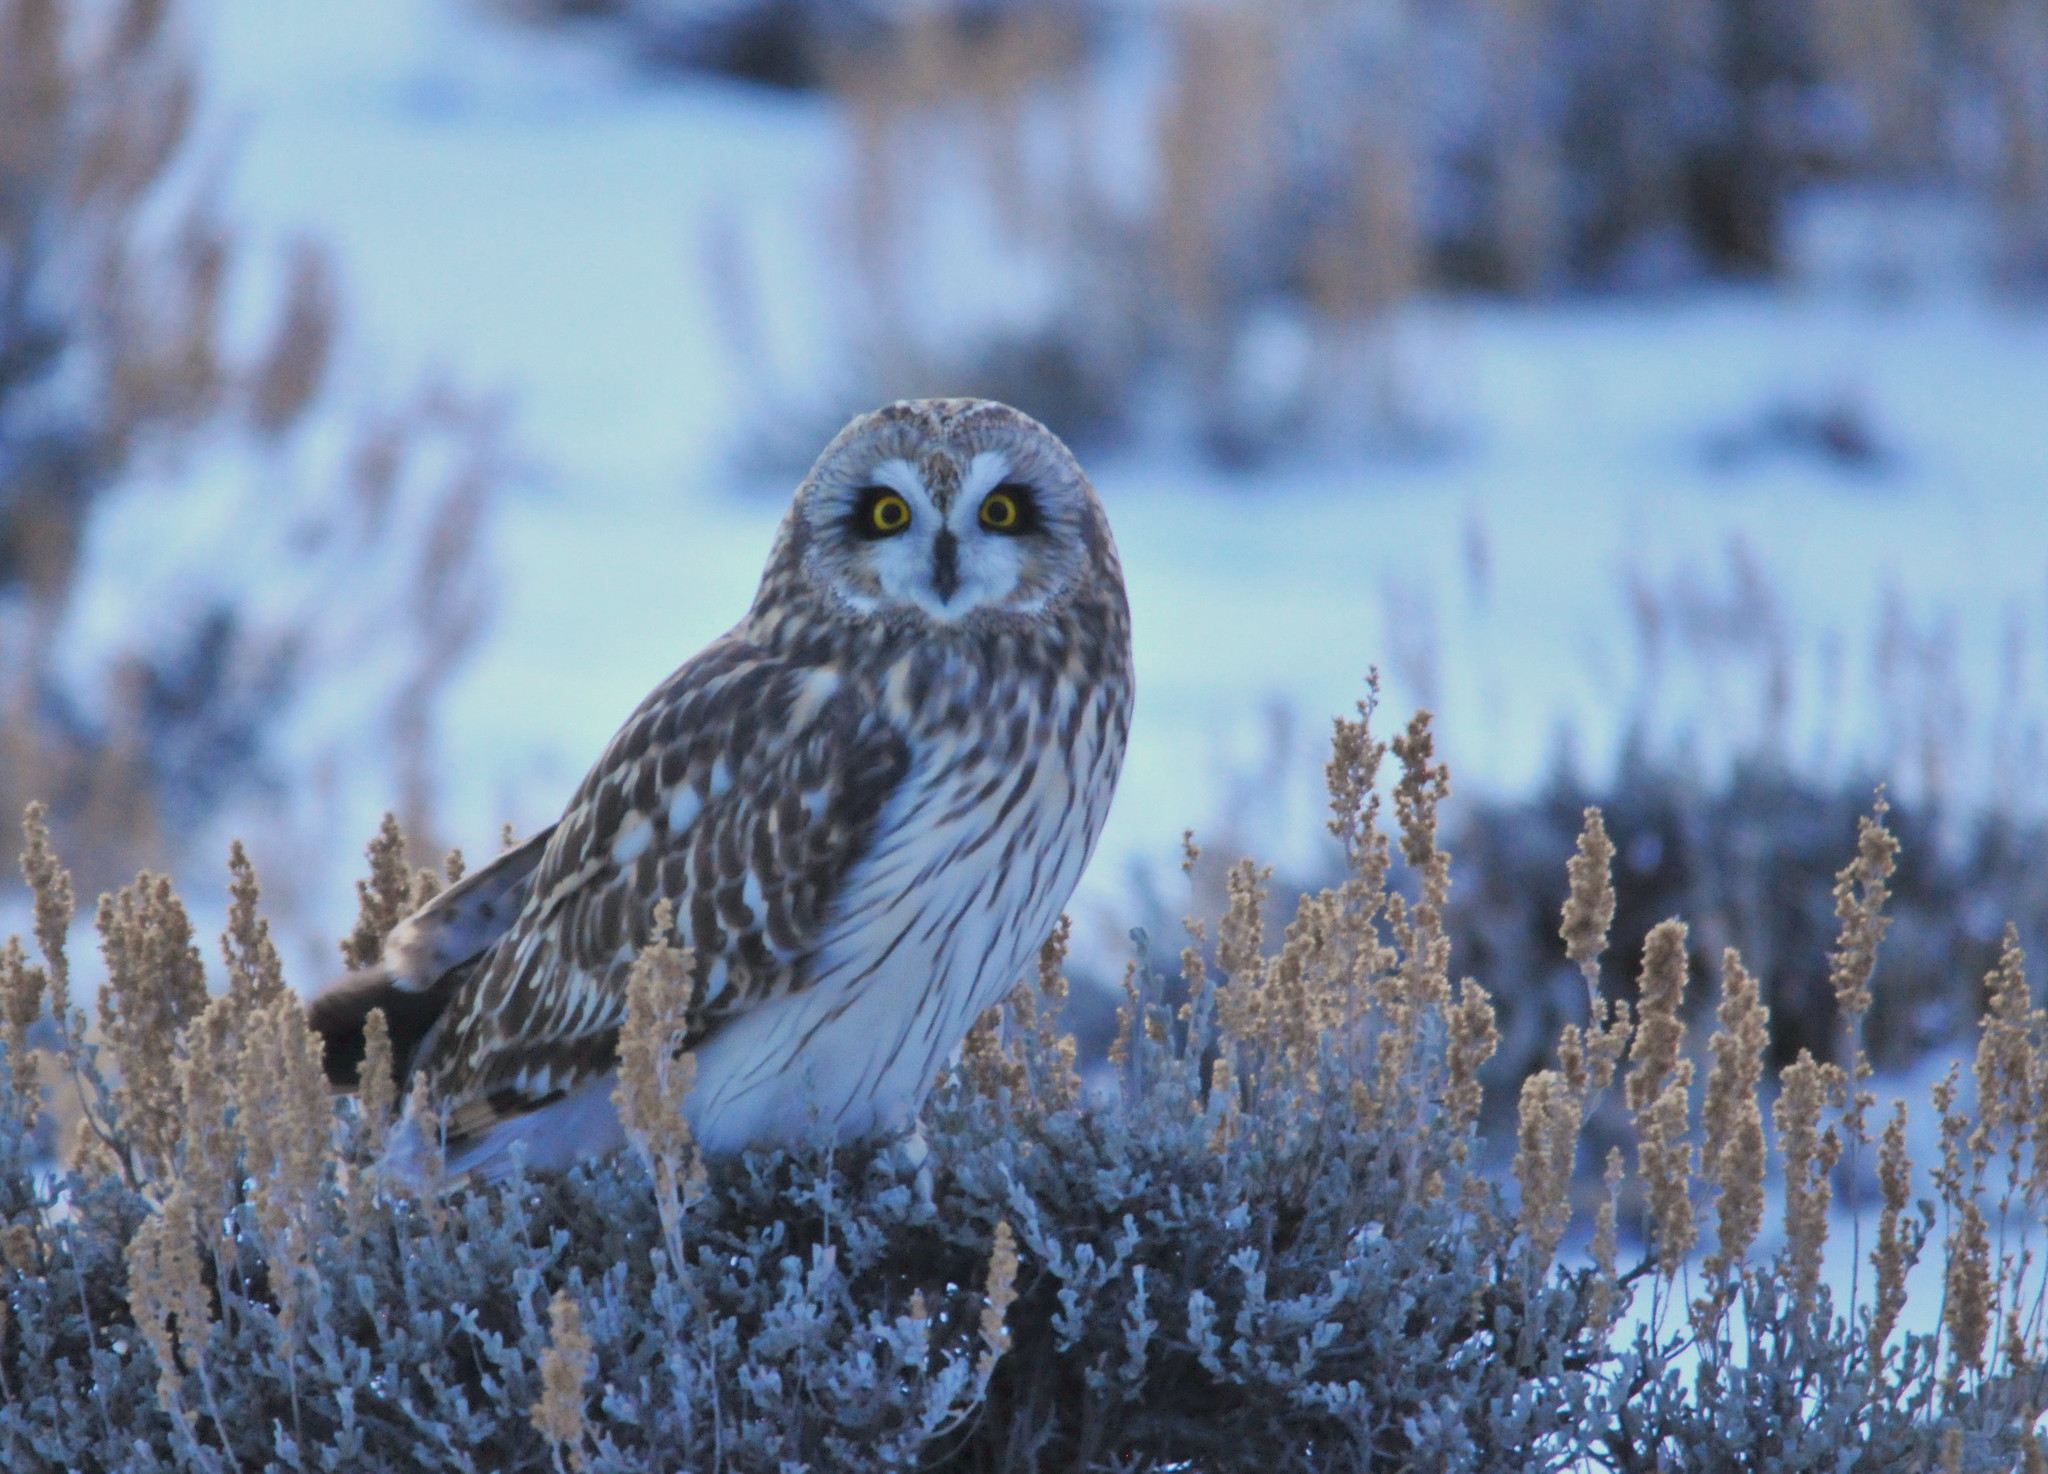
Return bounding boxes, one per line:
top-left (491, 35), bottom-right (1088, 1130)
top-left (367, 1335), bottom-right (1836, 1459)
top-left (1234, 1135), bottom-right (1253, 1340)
top-left (1, 693), bottom-right (2046, 1470)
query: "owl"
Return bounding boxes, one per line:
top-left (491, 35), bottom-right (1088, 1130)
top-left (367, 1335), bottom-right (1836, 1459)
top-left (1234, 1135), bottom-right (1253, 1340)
top-left (310, 398), bottom-right (1132, 1178)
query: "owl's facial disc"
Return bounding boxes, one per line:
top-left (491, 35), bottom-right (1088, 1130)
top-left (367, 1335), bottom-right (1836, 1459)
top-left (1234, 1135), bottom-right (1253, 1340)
top-left (839, 450), bottom-right (1046, 622)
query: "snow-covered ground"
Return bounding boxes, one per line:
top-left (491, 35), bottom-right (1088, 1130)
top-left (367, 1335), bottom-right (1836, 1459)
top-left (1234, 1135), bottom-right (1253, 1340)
top-left (49, 0), bottom-right (2048, 982)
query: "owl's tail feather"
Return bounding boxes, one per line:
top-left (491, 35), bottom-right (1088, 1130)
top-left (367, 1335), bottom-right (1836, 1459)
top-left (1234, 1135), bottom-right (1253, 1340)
top-left (308, 963), bottom-right (475, 1093)
top-left (306, 822), bottom-right (557, 1094)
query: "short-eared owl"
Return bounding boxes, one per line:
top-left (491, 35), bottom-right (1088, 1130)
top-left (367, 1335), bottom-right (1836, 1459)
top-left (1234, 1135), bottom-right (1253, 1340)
top-left (311, 399), bottom-right (1132, 1177)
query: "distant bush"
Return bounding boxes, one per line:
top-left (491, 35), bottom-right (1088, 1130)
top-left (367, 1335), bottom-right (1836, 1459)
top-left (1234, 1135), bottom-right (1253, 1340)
top-left (1, 0), bottom-right (327, 877)
top-left (0, 0), bottom-right (501, 898)
top-left (503, 0), bottom-right (2048, 462)
top-left (2, 695), bottom-right (2047, 1469)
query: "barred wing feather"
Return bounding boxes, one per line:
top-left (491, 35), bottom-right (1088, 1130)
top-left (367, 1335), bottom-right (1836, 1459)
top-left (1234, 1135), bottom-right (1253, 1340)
top-left (413, 636), bottom-right (912, 1156)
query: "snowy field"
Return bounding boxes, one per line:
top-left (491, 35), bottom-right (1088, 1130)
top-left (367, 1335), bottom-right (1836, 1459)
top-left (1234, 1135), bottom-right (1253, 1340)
top-left (51, 0), bottom-right (2048, 985)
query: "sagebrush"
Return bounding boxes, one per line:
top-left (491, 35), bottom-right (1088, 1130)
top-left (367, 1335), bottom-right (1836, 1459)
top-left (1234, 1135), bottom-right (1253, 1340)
top-left (0, 693), bottom-right (2045, 1469)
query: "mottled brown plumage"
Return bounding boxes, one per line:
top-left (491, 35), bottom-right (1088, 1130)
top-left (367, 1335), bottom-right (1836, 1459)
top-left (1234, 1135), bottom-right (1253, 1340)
top-left (311, 398), bottom-right (1132, 1175)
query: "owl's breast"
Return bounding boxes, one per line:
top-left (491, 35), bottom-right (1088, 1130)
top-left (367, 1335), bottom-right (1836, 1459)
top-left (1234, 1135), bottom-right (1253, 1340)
top-left (682, 657), bottom-right (1129, 1151)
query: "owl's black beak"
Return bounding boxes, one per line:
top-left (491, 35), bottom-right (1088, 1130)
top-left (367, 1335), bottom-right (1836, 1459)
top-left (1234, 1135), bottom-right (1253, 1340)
top-left (931, 528), bottom-right (960, 604)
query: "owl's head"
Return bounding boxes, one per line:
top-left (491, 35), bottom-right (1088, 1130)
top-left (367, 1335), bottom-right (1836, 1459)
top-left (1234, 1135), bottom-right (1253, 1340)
top-left (768, 399), bottom-right (1121, 627)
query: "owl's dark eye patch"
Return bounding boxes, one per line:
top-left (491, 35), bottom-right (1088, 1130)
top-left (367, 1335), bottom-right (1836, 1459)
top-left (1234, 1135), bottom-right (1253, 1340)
top-left (851, 486), bottom-right (913, 539)
top-left (979, 482), bottom-right (1042, 535)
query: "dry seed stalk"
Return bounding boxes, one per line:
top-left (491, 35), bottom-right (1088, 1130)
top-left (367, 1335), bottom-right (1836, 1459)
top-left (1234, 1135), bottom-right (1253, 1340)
top-left (1971, 927), bottom-right (2033, 1183)
top-left (343, 1006), bottom-right (399, 1246)
top-left (967, 916), bottom-right (1081, 1114)
top-left (340, 812), bottom-right (414, 971)
top-left (1513, 1068), bottom-right (1578, 1274)
top-left (1944, 1198), bottom-right (1992, 1384)
top-left (1828, 793), bottom-right (1896, 1026)
top-left (1025, 915), bottom-right (1080, 1112)
top-left (1867, 1099), bottom-right (1923, 1363)
top-left (234, 995), bottom-right (333, 1326)
top-left (1587, 1147), bottom-right (1624, 1335)
top-left (18, 807), bottom-right (117, 1172)
top-left (1323, 682), bottom-right (1396, 1015)
top-left (1178, 831), bottom-right (1213, 1033)
top-left (20, 804), bottom-right (74, 1028)
top-left (1216, 858), bottom-right (1270, 992)
top-left (1931, 1063), bottom-right (1967, 1207)
top-left (1443, 978), bottom-right (1499, 1142)
top-left (1775, 1050), bottom-right (1845, 1321)
top-left (531, 1290), bottom-right (595, 1472)
top-left (357, 1006), bottom-right (396, 1158)
top-left (1263, 896), bottom-right (1337, 1085)
top-left (1348, 712), bottom-right (1456, 1136)
top-left (0, 936), bottom-right (44, 1119)
top-left (1699, 949), bottom-right (1769, 1295)
top-left (613, 900), bottom-right (705, 1229)
top-left (97, 871), bottom-right (209, 1182)
top-left (401, 1072), bottom-right (448, 1226)
top-left (1557, 806), bottom-right (1632, 1100)
top-left (1388, 711), bottom-right (1452, 1023)
top-left (1108, 956), bottom-right (1142, 1075)
top-left (976, 1220), bottom-right (1020, 1383)
top-left (1827, 794), bottom-right (1897, 1263)
top-left (1208, 1050), bottom-right (1239, 1152)
top-left (220, 840), bottom-right (287, 1014)
top-left (957, 999), bottom-right (1019, 1099)
top-left (176, 994), bottom-right (244, 1242)
top-left (1638, 1073), bottom-right (1697, 1272)
top-left (1626, 920), bottom-right (1696, 1272)
top-left (1625, 920), bottom-right (1689, 1116)
top-left (1559, 806), bottom-right (1616, 1001)
top-left (124, 1181), bottom-right (215, 1417)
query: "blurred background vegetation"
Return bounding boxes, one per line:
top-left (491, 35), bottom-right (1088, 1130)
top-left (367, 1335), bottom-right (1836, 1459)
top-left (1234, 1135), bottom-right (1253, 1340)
top-left (1, 0), bottom-right (499, 909)
top-left (510, 0), bottom-right (2048, 460)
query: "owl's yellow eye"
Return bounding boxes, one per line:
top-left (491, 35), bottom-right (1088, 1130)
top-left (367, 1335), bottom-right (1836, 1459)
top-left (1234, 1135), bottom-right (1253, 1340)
top-left (854, 487), bottom-right (913, 538)
top-left (980, 486), bottom-right (1034, 532)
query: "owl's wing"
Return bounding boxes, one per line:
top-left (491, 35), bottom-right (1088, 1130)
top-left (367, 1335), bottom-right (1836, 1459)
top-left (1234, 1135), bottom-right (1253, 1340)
top-left (307, 824), bottom-right (557, 1091)
top-left (414, 636), bottom-right (912, 1152)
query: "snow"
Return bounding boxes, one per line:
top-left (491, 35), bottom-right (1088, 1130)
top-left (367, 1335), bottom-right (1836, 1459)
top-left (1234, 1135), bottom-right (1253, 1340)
top-left (64, 0), bottom-right (2045, 981)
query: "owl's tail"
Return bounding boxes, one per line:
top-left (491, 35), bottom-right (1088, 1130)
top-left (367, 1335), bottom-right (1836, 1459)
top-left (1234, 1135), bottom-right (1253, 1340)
top-left (308, 964), bottom-right (472, 1094)
top-left (306, 822), bottom-right (557, 1094)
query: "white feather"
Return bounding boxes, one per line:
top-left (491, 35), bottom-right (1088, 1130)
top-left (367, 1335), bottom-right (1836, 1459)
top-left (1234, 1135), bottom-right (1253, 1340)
top-left (682, 708), bottom-right (1114, 1154)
